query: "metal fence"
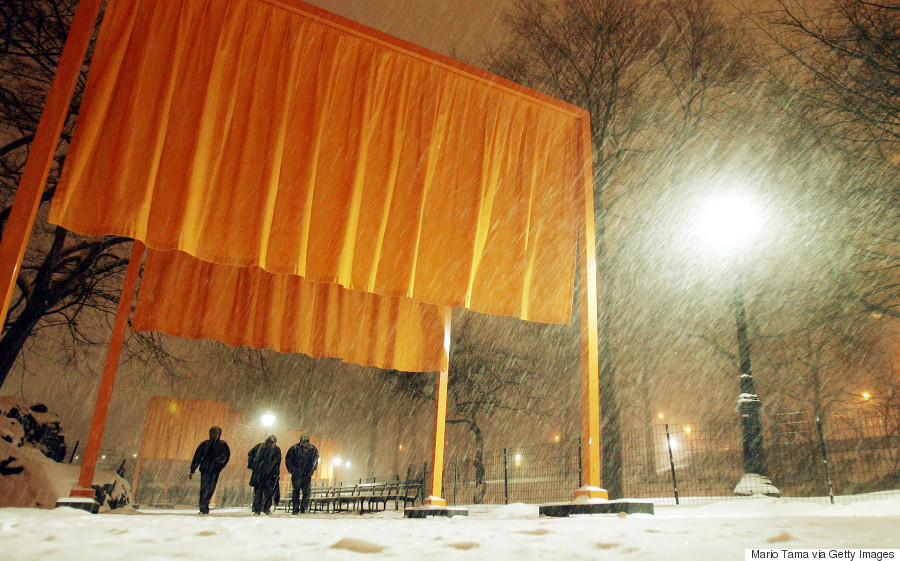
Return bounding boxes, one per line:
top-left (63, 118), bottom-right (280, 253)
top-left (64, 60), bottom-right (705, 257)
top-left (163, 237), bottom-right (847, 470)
top-left (91, 409), bottom-right (899, 508)
top-left (67, 448), bottom-right (136, 477)
top-left (440, 411), bottom-right (900, 507)
top-left (439, 439), bottom-right (581, 508)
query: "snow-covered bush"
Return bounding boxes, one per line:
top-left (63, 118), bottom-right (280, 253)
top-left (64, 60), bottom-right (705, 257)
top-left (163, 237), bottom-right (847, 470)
top-left (0, 396), bottom-right (67, 461)
top-left (0, 396), bottom-right (133, 510)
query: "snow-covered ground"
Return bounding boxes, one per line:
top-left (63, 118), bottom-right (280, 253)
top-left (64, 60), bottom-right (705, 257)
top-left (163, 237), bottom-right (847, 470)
top-left (3, 400), bottom-right (898, 560)
top-left (1, 498), bottom-right (899, 561)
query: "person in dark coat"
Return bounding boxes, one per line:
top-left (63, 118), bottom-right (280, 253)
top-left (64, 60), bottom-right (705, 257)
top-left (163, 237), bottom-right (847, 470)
top-left (284, 435), bottom-right (318, 515)
top-left (248, 434), bottom-right (281, 515)
top-left (189, 426), bottom-right (231, 515)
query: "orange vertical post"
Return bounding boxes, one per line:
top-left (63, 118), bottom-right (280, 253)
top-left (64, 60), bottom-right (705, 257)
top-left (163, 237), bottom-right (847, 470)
top-left (131, 457), bottom-right (143, 504)
top-left (424, 307), bottom-right (451, 506)
top-left (575, 114), bottom-right (607, 500)
top-left (69, 240), bottom-right (146, 499)
top-left (0, 0), bottom-right (103, 326)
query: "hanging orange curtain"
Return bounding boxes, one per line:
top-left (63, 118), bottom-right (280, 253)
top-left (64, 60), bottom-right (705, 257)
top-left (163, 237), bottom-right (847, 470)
top-left (131, 249), bottom-right (446, 372)
top-left (49, 0), bottom-right (584, 325)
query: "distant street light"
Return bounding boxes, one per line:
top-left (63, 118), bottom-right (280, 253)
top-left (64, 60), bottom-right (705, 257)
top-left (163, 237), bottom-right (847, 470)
top-left (700, 193), bottom-right (769, 479)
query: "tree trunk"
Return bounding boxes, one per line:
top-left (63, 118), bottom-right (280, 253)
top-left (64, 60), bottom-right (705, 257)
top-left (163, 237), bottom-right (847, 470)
top-left (0, 226), bottom-right (66, 389)
top-left (0, 312), bottom-right (40, 388)
top-left (471, 422), bottom-right (486, 504)
top-left (596, 210), bottom-right (624, 499)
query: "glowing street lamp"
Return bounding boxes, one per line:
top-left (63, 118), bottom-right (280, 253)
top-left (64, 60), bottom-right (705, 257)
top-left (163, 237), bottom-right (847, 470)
top-left (260, 413), bottom-right (275, 439)
top-left (699, 193), bottom-right (769, 479)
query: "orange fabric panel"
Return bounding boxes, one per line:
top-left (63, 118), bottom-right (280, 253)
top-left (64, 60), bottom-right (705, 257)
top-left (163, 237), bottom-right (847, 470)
top-left (132, 250), bottom-right (446, 372)
top-left (49, 0), bottom-right (580, 324)
top-left (137, 397), bottom-right (234, 461)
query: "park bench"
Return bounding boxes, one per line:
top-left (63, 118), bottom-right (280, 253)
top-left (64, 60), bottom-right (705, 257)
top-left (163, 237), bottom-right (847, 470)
top-left (386, 478), bottom-right (422, 510)
top-left (294, 479), bottom-right (422, 513)
top-left (352, 482), bottom-right (386, 513)
top-left (308, 484), bottom-right (338, 512)
top-left (360, 481), bottom-right (395, 512)
top-left (331, 484), bottom-right (362, 513)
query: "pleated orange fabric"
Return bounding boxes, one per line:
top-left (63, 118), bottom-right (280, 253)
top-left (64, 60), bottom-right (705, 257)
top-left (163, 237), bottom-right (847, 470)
top-left (49, 0), bottom-right (584, 325)
top-left (132, 249), bottom-right (447, 372)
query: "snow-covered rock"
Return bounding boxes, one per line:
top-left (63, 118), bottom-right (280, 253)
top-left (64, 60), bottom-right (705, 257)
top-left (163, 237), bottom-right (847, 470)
top-left (0, 396), bottom-right (67, 461)
top-left (0, 436), bottom-right (133, 510)
top-left (733, 473), bottom-right (781, 497)
top-left (0, 396), bottom-right (132, 510)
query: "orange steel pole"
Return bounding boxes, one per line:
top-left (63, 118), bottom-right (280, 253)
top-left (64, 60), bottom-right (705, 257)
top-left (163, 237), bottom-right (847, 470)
top-left (70, 240), bottom-right (145, 499)
top-left (575, 114), bottom-right (607, 500)
top-left (0, 0), bottom-right (103, 327)
top-left (424, 307), bottom-right (452, 506)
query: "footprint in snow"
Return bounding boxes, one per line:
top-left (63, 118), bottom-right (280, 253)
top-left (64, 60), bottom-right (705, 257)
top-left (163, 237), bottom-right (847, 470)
top-left (330, 538), bottom-right (387, 553)
top-left (518, 528), bottom-right (551, 536)
top-left (449, 542), bottom-right (480, 550)
top-left (766, 531), bottom-right (794, 543)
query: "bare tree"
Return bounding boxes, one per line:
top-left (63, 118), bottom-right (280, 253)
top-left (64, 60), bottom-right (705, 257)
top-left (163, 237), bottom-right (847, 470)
top-left (756, 288), bottom-right (887, 423)
top-left (0, 0), bottom-right (190, 388)
top-left (385, 312), bottom-right (561, 504)
top-left (752, 0), bottom-right (900, 318)
top-left (487, 0), bottom-right (751, 497)
top-left (0, 0), bottom-right (141, 388)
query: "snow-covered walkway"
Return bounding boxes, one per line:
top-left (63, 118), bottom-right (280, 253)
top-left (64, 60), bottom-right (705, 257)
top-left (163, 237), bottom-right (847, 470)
top-left (2, 498), bottom-right (899, 560)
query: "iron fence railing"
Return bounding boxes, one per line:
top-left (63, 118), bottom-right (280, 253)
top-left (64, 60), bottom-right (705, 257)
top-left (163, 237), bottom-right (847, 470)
top-left (96, 409), bottom-right (899, 509)
top-left (438, 440), bottom-right (581, 508)
top-left (438, 411), bottom-right (900, 507)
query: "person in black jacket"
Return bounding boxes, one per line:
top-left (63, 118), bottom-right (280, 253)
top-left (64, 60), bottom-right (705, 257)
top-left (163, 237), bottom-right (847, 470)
top-left (248, 435), bottom-right (281, 515)
top-left (284, 435), bottom-right (318, 515)
top-left (189, 426), bottom-right (231, 515)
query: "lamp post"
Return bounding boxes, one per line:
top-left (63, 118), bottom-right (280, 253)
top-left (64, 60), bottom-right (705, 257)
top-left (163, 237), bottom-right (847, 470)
top-left (731, 266), bottom-right (767, 476)
top-left (700, 194), bottom-right (768, 478)
top-left (333, 457), bottom-right (343, 483)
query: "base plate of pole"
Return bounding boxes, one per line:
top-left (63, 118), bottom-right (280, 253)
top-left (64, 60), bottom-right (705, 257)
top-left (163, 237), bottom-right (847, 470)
top-left (404, 506), bottom-right (469, 518)
top-left (55, 497), bottom-right (100, 514)
top-left (539, 500), bottom-right (654, 517)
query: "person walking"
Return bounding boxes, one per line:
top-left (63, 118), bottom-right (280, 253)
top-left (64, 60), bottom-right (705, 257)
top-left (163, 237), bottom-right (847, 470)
top-left (248, 435), bottom-right (281, 515)
top-left (285, 435), bottom-right (318, 515)
top-left (189, 426), bottom-right (231, 515)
